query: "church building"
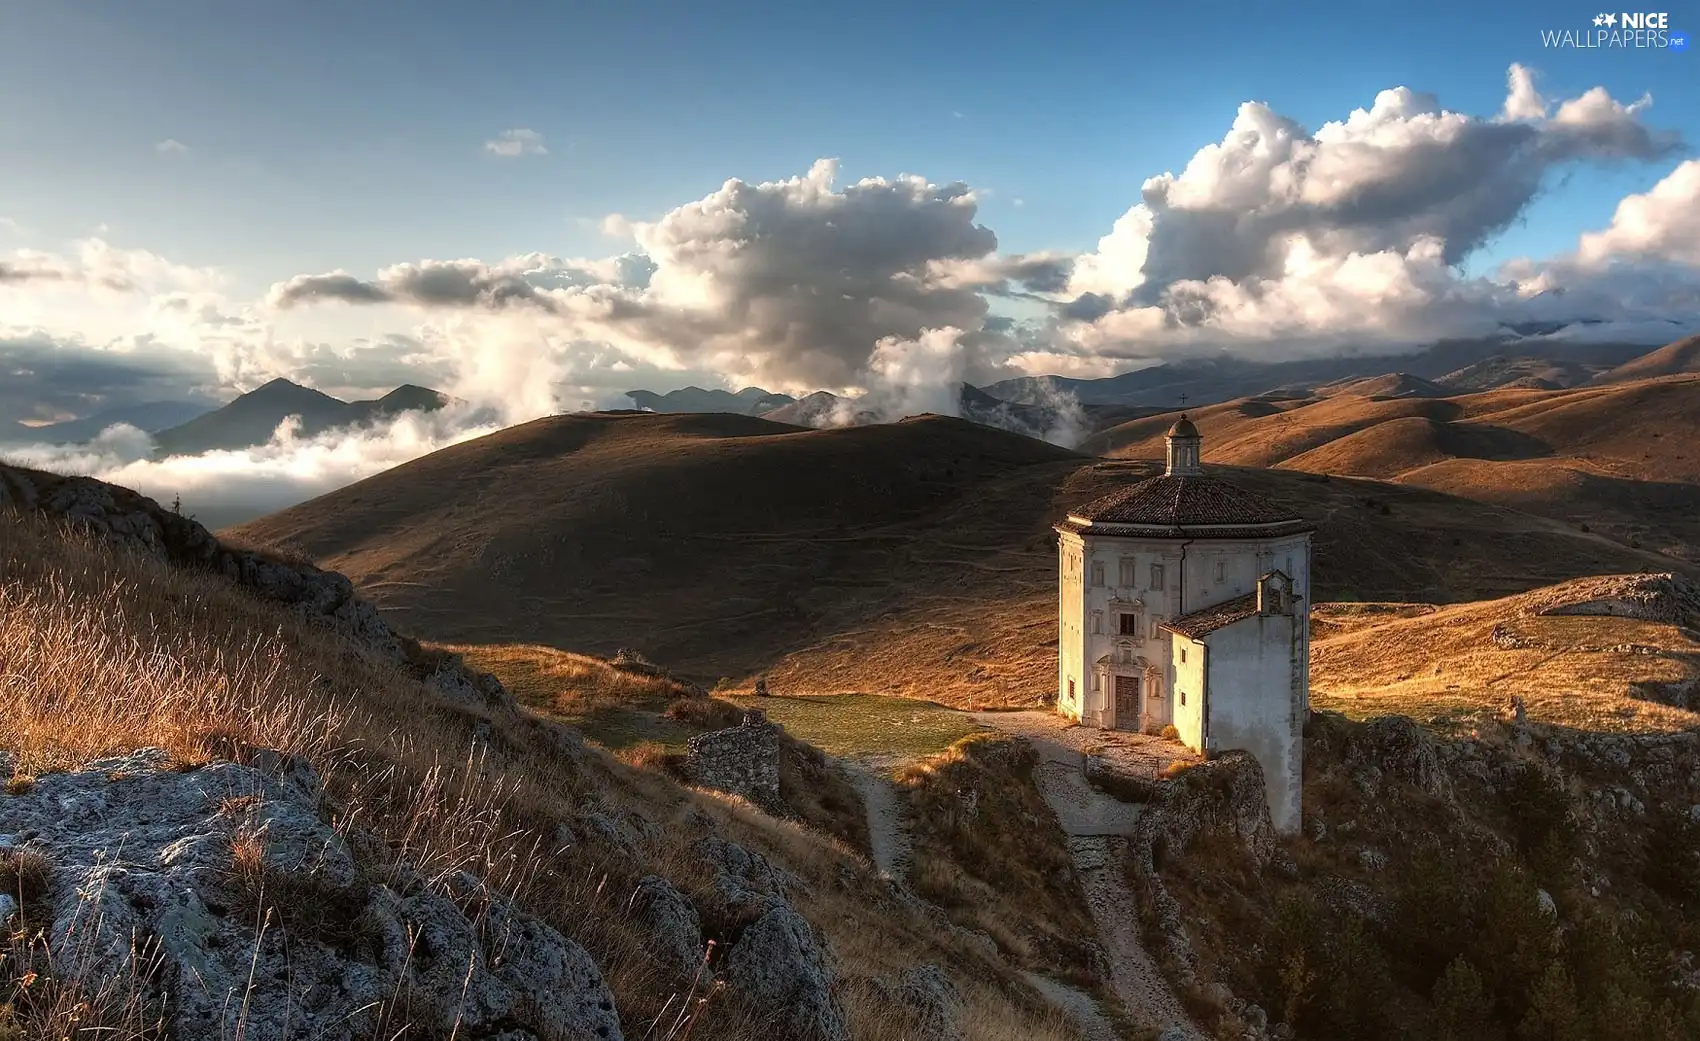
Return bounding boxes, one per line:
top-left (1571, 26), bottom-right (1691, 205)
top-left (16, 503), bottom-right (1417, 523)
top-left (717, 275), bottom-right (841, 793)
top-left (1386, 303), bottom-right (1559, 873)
top-left (1054, 416), bottom-right (1313, 833)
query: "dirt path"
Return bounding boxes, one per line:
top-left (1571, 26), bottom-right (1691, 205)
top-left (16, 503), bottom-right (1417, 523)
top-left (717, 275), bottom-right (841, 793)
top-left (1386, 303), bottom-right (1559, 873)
top-left (975, 712), bottom-right (1202, 1039)
top-left (1068, 835), bottom-right (1199, 1039)
top-left (1020, 972), bottom-right (1119, 1041)
top-left (844, 756), bottom-right (913, 882)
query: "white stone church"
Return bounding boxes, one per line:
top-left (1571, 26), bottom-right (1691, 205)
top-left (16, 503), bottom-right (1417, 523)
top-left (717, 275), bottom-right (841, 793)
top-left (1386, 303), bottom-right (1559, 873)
top-left (1054, 416), bottom-right (1313, 833)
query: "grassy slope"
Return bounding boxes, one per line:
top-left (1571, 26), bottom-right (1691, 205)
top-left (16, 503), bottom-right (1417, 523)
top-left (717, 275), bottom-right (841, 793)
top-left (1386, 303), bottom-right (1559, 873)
top-left (1085, 374), bottom-right (1700, 562)
top-left (228, 411), bottom-right (1677, 710)
top-left (0, 507), bottom-right (1077, 1041)
top-left (1310, 581), bottom-right (1700, 734)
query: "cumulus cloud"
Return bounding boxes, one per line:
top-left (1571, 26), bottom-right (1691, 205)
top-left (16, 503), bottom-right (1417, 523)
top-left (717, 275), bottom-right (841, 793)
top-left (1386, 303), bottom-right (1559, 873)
top-left (1059, 64), bottom-right (1682, 359)
top-left (484, 128), bottom-right (547, 158)
top-left (270, 159), bottom-right (1064, 395)
top-left (155, 139), bottom-right (189, 154)
top-left (1575, 158), bottom-right (1700, 266)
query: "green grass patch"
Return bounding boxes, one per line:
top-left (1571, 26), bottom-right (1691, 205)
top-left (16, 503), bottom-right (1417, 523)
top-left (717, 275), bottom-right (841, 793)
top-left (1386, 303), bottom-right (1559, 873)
top-left (725, 693), bottom-right (985, 759)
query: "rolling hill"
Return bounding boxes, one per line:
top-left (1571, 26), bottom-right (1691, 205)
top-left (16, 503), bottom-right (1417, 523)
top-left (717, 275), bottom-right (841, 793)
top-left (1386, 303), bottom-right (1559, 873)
top-left (152, 379), bottom-right (451, 455)
top-left (1083, 373), bottom-right (1700, 564)
top-left (983, 336), bottom-right (1652, 408)
top-left (1593, 334), bottom-right (1700, 384)
top-left (227, 409), bottom-right (1682, 707)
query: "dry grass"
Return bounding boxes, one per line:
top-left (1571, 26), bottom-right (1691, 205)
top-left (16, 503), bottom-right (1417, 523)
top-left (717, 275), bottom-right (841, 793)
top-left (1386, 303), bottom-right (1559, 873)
top-left (896, 734), bottom-right (1103, 984)
top-left (1310, 587), bottom-right (1700, 734)
top-left (0, 508), bottom-right (1077, 1040)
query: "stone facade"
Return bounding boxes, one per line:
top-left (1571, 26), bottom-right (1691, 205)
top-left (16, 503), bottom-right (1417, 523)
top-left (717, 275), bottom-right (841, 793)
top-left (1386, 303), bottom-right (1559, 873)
top-left (684, 711), bottom-right (784, 813)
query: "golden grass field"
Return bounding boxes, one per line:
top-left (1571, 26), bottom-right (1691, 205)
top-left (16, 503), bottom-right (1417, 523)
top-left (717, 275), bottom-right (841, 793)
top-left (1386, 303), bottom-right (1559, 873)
top-left (1310, 584), bottom-right (1700, 734)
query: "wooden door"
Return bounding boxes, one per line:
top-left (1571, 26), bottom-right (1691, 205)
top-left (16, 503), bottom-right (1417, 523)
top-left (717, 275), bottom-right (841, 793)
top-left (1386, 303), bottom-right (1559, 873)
top-left (1113, 674), bottom-right (1141, 731)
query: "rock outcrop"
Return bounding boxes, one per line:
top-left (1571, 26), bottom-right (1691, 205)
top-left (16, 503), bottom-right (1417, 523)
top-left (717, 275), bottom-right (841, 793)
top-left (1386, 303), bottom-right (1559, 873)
top-left (0, 748), bottom-right (622, 1041)
top-left (0, 464), bottom-right (512, 711)
top-left (691, 837), bottom-right (847, 1041)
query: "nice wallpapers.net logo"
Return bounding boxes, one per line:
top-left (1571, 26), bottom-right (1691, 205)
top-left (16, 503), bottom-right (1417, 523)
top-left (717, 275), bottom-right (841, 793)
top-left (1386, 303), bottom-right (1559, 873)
top-left (1540, 11), bottom-right (1689, 49)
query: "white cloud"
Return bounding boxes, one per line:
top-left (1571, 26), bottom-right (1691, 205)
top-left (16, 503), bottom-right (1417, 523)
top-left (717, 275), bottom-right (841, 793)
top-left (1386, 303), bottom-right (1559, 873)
top-left (1, 405), bottom-right (511, 527)
top-left (155, 139), bottom-right (189, 154)
top-left (483, 128), bottom-right (547, 158)
top-left (1055, 64), bottom-right (1684, 360)
top-left (1575, 159), bottom-right (1700, 266)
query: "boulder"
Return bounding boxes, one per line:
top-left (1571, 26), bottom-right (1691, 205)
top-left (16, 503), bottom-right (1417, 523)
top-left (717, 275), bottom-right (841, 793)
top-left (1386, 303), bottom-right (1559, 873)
top-left (722, 904), bottom-right (847, 1041)
top-left (884, 964), bottom-right (963, 1041)
top-left (0, 747), bottom-right (622, 1041)
top-left (629, 875), bottom-right (705, 980)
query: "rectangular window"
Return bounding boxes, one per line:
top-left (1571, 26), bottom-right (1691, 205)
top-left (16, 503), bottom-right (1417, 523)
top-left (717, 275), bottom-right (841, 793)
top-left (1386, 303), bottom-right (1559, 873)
top-left (1214, 560), bottom-right (1226, 583)
top-left (1150, 564), bottom-right (1165, 590)
top-left (1285, 556), bottom-right (1293, 576)
top-left (1092, 611), bottom-right (1103, 635)
top-left (1180, 690), bottom-right (1187, 706)
top-left (1119, 558), bottom-right (1136, 587)
top-left (1092, 674), bottom-right (1101, 692)
top-left (1068, 679), bottom-right (1076, 699)
top-left (1090, 562), bottom-right (1105, 587)
top-left (1180, 648), bottom-right (1187, 663)
top-left (1118, 612), bottom-right (1141, 636)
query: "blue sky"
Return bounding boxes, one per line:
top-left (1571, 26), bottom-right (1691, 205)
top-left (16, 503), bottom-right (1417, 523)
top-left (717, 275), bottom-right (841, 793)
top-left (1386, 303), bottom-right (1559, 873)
top-left (2, 0), bottom-right (1693, 296)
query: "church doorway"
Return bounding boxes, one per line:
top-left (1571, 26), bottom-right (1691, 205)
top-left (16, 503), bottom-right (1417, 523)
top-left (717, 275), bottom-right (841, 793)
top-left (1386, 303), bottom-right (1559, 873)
top-left (1112, 674), bottom-right (1142, 731)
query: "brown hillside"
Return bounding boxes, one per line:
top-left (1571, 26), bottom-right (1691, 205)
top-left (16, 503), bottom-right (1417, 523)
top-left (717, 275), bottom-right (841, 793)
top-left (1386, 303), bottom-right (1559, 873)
top-left (1314, 372), bottom-right (1449, 399)
top-left (1311, 573), bottom-right (1700, 733)
top-left (1086, 375), bottom-right (1700, 562)
top-left (1593, 334), bottom-right (1700, 384)
top-left (229, 412), bottom-right (1680, 709)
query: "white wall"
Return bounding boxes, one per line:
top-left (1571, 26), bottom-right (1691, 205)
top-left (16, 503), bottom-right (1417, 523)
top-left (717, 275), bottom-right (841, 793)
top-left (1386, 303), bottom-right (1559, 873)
top-left (1057, 532), bottom-right (1087, 721)
top-left (1202, 613), bottom-right (1304, 834)
top-left (1170, 636), bottom-right (1206, 748)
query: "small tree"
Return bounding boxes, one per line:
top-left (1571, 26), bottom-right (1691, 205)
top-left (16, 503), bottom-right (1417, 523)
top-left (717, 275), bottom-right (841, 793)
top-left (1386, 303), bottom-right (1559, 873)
top-left (1518, 963), bottom-right (1583, 1041)
top-left (1431, 957), bottom-right (1502, 1041)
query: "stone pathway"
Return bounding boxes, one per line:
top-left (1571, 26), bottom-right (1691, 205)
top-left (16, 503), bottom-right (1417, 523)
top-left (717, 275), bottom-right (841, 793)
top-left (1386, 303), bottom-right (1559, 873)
top-left (844, 756), bottom-right (913, 882)
top-left (1020, 972), bottom-right (1119, 1041)
top-left (976, 711), bottom-right (1202, 1040)
top-left (1068, 835), bottom-right (1200, 1040)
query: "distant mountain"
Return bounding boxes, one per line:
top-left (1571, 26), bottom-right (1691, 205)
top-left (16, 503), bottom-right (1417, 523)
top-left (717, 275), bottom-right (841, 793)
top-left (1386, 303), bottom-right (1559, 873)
top-left (0, 401), bottom-right (214, 447)
top-left (761, 391), bottom-right (866, 427)
top-left (1433, 355), bottom-right (1606, 392)
top-left (983, 337), bottom-right (1653, 408)
top-left (1316, 373), bottom-right (1450, 399)
top-left (625, 386), bottom-right (796, 415)
top-left (1592, 334), bottom-right (1700, 384)
top-left (152, 379), bottom-right (450, 456)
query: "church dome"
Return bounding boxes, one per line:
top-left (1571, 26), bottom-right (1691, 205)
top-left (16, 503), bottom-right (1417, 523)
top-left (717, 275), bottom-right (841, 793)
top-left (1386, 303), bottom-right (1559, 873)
top-left (1166, 414), bottom-right (1200, 438)
top-left (1062, 473), bottom-right (1311, 537)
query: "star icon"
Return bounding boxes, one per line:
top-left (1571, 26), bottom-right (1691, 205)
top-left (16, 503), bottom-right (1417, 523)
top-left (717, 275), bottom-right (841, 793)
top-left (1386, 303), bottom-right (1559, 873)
top-left (1604, 12), bottom-right (1618, 25)
top-left (1594, 13), bottom-right (1605, 25)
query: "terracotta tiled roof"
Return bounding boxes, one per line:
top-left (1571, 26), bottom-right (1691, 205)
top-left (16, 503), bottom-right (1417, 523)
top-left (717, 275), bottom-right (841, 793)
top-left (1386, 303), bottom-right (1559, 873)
top-left (1160, 594), bottom-right (1259, 640)
top-left (1069, 475), bottom-right (1306, 528)
top-left (1055, 518), bottom-right (1312, 540)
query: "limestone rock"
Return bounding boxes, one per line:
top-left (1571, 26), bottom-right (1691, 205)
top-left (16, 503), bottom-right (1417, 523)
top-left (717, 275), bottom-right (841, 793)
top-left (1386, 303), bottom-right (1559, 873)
top-left (630, 875), bottom-right (705, 980)
top-left (889, 964), bottom-right (964, 1041)
top-left (0, 747), bottom-right (622, 1041)
top-left (693, 836), bottom-right (798, 917)
top-left (722, 904), bottom-right (847, 1041)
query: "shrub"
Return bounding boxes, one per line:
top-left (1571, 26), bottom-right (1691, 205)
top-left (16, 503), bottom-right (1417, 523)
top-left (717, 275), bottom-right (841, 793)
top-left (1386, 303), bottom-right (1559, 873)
top-left (1431, 957), bottom-right (1502, 1041)
top-left (1160, 724), bottom-right (1180, 741)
